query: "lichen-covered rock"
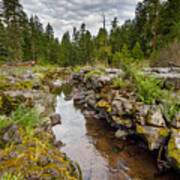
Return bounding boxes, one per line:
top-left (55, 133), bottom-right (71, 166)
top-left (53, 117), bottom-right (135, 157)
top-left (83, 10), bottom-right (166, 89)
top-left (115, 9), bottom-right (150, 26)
top-left (0, 91), bottom-right (33, 115)
top-left (134, 104), bottom-right (149, 125)
top-left (166, 128), bottom-right (180, 171)
top-left (96, 99), bottom-right (112, 113)
top-left (136, 124), bottom-right (169, 150)
top-left (112, 116), bottom-right (133, 128)
top-left (0, 126), bottom-right (82, 180)
top-left (146, 105), bottom-right (166, 127)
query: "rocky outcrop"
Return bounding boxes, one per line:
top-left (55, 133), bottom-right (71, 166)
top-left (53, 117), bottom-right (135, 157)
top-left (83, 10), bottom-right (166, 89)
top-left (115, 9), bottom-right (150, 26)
top-left (71, 68), bottom-right (180, 172)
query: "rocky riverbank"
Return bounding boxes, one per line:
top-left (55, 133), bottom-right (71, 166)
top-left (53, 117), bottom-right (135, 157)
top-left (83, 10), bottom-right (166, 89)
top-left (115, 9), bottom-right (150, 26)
top-left (0, 66), bottom-right (81, 179)
top-left (70, 67), bottom-right (180, 173)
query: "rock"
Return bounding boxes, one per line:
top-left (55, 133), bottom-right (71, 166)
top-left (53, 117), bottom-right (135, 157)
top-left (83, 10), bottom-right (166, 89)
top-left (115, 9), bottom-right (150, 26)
top-left (111, 99), bottom-right (123, 116)
top-left (166, 128), bottom-right (180, 171)
top-left (33, 81), bottom-right (40, 89)
top-left (115, 129), bottom-right (129, 139)
top-left (171, 112), bottom-right (180, 128)
top-left (86, 94), bottom-right (97, 108)
top-left (112, 116), bottom-right (133, 128)
top-left (146, 105), bottom-right (166, 127)
top-left (136, 124), bottom-right (169, 151)
top-left (0, 124), bottom-right (22, 148)
top-left (122, 100), bottom-right (133, 115)
top-left (134, 104), bottom-right (150, 125)
top-left (96, 99), bottom-right (112, 113)
top-left (135, 105), bottom-right (166, 127)
top-left (50, 113), bottom-right (61, 126)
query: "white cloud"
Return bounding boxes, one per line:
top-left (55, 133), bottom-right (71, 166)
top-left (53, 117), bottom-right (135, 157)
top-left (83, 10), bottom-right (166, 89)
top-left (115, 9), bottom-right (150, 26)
top-left (20, 0), bottom-right (142, 39)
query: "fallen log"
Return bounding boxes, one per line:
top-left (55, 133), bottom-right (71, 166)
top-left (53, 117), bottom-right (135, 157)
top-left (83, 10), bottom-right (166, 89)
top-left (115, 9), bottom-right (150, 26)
top-left (0, 61), bottom-right (36, 67)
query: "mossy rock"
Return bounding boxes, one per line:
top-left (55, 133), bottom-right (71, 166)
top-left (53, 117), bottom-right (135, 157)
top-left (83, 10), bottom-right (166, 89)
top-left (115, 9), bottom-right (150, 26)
top-left (96, 100), bottom-right (112, 113)
top-left (0, 126), bottom-right (82, 180)
top-left (0, 92), bottom-right (33, 115)
top-left (167, 128), bottom-right (180, 170)
top-left (0, 81), bottom-right (35, 91)
top-left (136, 124), bottom-right (169, 150)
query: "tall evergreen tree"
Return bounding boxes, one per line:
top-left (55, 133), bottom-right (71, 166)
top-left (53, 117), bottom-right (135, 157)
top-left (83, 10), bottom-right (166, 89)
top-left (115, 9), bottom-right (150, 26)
top-left (2, 0), bottom-right (26, 61)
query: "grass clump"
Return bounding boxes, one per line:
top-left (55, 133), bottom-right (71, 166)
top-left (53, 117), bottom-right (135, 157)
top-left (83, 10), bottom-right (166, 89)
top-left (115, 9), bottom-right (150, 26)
top-left (85, 70), bottom-right (105, 78)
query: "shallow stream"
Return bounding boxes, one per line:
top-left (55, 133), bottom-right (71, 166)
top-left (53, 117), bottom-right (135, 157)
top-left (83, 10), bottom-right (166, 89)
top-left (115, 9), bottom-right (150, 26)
top-left (52, 86), bottom-right (177, 180)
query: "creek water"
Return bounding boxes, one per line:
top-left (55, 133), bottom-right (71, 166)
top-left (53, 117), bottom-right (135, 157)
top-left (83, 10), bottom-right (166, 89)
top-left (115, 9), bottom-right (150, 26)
top-left (52, 85), bottom-right (177, 180)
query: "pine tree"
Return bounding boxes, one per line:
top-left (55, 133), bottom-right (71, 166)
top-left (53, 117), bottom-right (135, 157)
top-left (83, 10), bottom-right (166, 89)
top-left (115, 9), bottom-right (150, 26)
top-left (2, 0), bottom-right (26, 61)
top-left (132, 42), bottom-right (144, 60)
top-left (0, 19), bottom-right (6, 61)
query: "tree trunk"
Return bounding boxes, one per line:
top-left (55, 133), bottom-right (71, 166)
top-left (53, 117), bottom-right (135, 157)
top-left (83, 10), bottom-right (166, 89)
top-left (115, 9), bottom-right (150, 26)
top-left (152, 32), bottom-right (157, 52)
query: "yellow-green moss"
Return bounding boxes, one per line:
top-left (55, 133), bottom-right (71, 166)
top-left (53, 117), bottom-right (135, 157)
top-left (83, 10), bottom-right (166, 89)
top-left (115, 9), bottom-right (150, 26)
top-left (85, 70), bottom-right (105, 79)
top-left (136, 124), bottom-right (146, 134)
top-left (96, 100), bottom-right (112, 112)
top-left (158, 128), bottom-right (169, 137)
top-left (0, 128), bottom-right (81, 180)
top-left (168, 136), bottom-right (180, 169)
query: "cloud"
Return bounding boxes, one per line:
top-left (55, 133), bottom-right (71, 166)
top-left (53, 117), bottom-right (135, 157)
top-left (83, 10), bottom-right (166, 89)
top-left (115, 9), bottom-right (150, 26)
top-left (20, 0), bottom-right (142, 39)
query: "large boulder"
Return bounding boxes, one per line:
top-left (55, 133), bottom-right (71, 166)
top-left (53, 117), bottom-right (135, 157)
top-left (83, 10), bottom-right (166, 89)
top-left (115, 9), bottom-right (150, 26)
top-left (136, 124), bottom-right (169, 150)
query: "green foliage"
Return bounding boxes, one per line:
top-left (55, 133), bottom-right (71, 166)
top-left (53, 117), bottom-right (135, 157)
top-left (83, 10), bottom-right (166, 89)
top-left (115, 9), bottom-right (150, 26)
top-left (0, 105), bottom-right (41, 132)
top-left (11, 105), bottom-right (41, 128)
top-left (85, 70), bottom-right (105, 78)
top-left (0, 115), bottom-right (12, 131)
top-left (1, 0), bottom-right (180, 66)
top-left (113, 76), bottom-right (129, 89)
top-left (132, 70), bottom-right (164, 104)
top-left (132, 42), bottom-right (144, 60)
top-left (112, 45), bottom-right (135, 68)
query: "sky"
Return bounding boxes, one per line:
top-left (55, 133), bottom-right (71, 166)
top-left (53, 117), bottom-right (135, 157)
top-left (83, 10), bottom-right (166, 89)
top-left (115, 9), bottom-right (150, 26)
top-left (20, 0), bottom-right (141, 40)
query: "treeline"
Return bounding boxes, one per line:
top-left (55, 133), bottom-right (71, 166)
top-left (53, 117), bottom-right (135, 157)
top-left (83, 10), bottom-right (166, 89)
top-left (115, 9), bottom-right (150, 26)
top-left (0, 0), bottom-right (180, 66)
top-left (0, 0), bottom-right (60, 64)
